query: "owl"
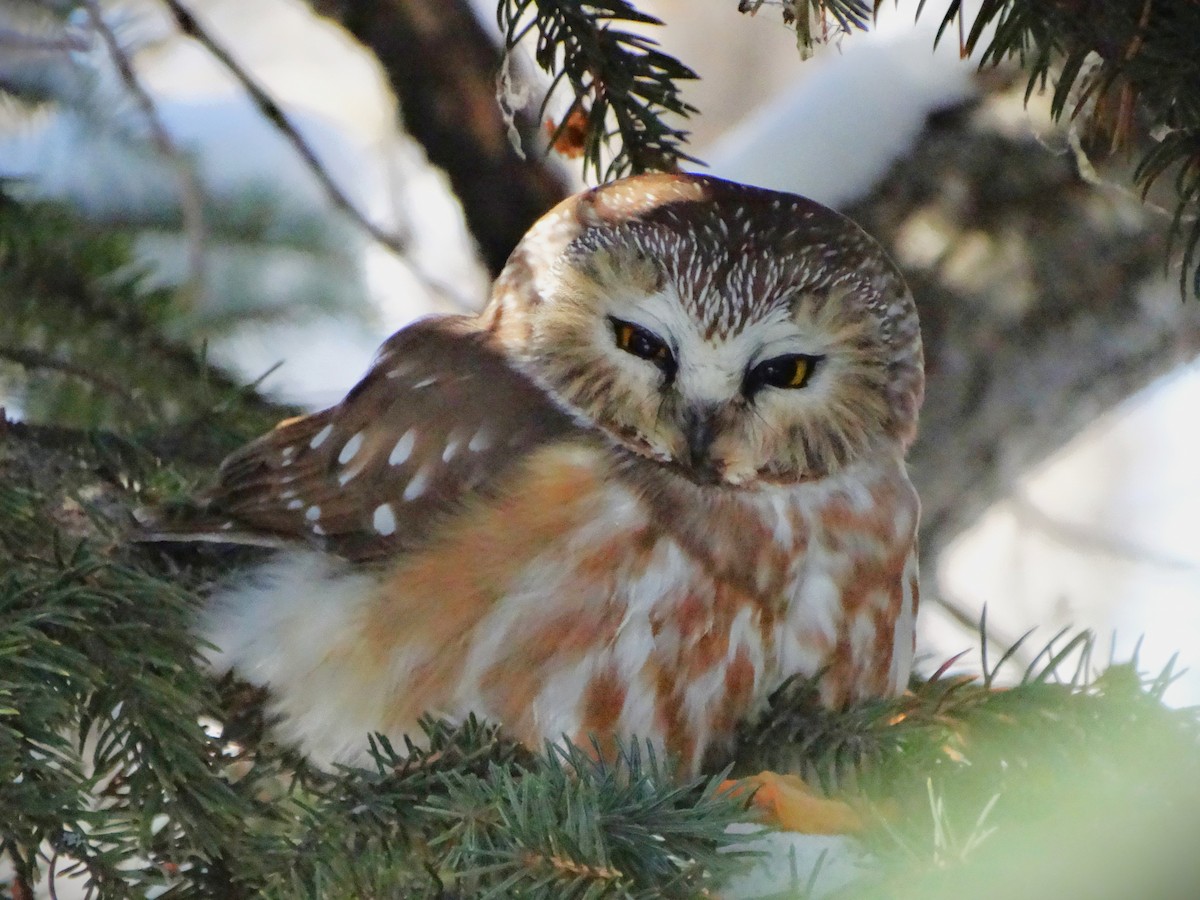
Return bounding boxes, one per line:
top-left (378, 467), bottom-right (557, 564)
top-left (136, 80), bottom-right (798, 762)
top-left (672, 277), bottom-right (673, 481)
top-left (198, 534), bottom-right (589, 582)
top-left (181, 173), bottom-right (923, 776)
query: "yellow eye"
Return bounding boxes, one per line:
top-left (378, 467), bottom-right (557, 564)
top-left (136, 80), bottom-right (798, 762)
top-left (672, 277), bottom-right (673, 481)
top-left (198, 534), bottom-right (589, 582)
top-left (610, 317), bottom-right (676, 376)
top-left (617, 322), bottom-right (637, 351)
top-left (747, 354), bottom-right (820, 392)
top-left (787, 358), bottom-right (810, 387)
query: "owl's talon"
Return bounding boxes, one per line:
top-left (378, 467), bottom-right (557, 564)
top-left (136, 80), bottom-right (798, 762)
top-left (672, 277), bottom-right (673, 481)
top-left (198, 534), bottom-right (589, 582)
top-left (722, 771), bottom-right (864, 834)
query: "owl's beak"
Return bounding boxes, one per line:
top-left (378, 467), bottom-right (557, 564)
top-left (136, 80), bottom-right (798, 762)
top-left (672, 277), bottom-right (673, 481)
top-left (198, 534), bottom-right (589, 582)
top-left (681, 404), bottom-right (720, 475)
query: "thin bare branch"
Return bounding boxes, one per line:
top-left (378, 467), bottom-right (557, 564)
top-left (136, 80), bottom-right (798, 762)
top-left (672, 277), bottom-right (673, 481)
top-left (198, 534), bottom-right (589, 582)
top-left (0, 343), bottom-right (141, 408)
top-left (311, 0), bottom-right (568, 276)
top-left (1012, 490), bottom-right (1200, 572)
top-left (0, 28), bottom-right (88, 52)
top-left (81, 0), bottom-right (208, 296)
top-left (157, 0), bottom-right (409, 256)
top-left (1064, 126), bottom-right (1194, 226)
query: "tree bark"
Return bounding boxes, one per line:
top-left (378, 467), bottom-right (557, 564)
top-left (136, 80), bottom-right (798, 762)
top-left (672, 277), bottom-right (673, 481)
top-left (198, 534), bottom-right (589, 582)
top-left (846, 102), bottom-right (1200, 569)
top-left (312, 0), bottom-right (570, 277)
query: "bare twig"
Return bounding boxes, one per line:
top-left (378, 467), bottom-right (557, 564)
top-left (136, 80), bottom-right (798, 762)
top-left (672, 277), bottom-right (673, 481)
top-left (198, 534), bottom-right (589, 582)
top-left (400, 256), bottom-right (481, 313)
top-left (157, 0), bottom-right (409, 256)
top-left (81, 0), bottom-right (208, 297)
top-left (1063, 125), bottom-right (1192, 226)
top-left (0, 28), bottom-right (89, 52)
top-left (1012, 490), bottom-right (1200, 572)
top-left (312, 0), bottom-right (568, 276)
top-left (0, 344), bottom-right (140, 408)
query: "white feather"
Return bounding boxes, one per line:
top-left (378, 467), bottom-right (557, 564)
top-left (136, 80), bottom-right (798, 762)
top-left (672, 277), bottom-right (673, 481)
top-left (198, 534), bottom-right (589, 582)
top-left (201, 551), bottom-right (385, 763)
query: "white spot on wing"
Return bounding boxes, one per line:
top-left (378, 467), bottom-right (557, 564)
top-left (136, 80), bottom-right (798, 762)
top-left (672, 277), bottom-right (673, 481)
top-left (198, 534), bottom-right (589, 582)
top-left (467, 427), bottom-right (492, 452)
top-left (412, 376), bottom-right (438, 389)
top-left (385, 360), bottom-right (417, 380)
top-left (305, 505), bottom-right (321, 522)
top-left (338, 432), bottom-right (364, 464)
top-left (287, 499), bottom-right (303, 510)
top-left (442, 438), bottom-right (461, 463)
top-left (389, 429), bottom-right (416, 466)
top-left (373, 503), bottom-right (397, 536)
top-left (402, 464), bottom-right (431, 502)
top-left (309, 424), bottom-right (333, 450)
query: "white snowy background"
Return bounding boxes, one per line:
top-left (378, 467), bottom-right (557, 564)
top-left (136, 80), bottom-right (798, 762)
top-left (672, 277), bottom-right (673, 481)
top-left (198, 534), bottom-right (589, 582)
top-left (2, 0), bottom-right (1198, 894)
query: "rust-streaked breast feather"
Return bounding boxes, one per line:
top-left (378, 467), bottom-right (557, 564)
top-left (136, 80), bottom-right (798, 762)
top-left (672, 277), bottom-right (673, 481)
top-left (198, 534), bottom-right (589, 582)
top-left (201, 316), bottom-right (578, 561)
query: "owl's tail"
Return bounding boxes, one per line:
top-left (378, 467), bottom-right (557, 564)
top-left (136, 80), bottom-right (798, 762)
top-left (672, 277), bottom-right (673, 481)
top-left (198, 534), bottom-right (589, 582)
top-left (132, 502), bottom-right (295, 549)
top-left (133, 410), bottom-right (333, 549)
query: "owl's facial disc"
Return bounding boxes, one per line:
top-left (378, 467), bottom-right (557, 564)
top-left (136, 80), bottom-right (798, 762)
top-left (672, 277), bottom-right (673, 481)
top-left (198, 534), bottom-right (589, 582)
top-left (517, 215), bottom-right (909, 489)
top-left (581, 288), bottom-right (852, 488)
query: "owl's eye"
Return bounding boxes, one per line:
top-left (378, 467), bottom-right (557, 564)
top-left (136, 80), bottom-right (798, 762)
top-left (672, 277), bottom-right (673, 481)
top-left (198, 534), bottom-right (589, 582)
top-left (610, 317), bottom-right (676, 376)
top-left (746, 353), bottom-right (821, 393)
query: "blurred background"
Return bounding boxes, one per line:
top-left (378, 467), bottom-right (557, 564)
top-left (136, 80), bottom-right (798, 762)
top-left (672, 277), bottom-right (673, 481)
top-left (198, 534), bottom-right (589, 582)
top-left (2, 0), bottom-right (1197, 703)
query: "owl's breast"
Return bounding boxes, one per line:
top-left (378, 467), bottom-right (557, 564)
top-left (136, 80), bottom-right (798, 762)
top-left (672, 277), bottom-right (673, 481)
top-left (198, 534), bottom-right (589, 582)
top-left (393, 444), bottom-right (918, 774)
top-left (208, 440), bottom-right (918, 774)
top-left (765, 460), bottom-right (921, 709)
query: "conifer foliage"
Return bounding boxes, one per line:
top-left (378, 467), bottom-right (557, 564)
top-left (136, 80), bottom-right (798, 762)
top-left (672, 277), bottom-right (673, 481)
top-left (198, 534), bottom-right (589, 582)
top-left (497, 0), bottom-right (701, 180)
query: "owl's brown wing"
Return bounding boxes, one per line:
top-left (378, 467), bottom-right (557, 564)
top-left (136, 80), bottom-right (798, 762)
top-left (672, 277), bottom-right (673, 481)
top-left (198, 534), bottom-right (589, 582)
top-left (180, 315), bottom-right (579, 562)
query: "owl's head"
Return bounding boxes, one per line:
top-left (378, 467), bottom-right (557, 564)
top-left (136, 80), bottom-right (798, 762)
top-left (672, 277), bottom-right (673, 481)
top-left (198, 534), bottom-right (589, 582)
top-left (486, 174), bottom-right (923, 488)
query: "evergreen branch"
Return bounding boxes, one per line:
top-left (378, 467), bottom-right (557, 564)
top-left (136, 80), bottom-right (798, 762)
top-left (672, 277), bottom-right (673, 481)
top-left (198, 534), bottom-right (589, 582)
top-left (251, 721), bottom-right (753, 898)
top-left (0, 194), bottom-right (288, 441)
top-left (754, 0), bottom-right (1200, 295)
top-left (3, 414), bottom-right (1197, 898)
top-left (916, 0), bottom-right (1200, 296)
top-left (155, 0), bottom-right (409, 256)
top-left (0, 527), bottom-right (255, 895)
top-left (735, 627), bottom-right (1200, 798)
top-left (497, 0), bottom-right (700, 181)
top-left (738, 1), bottom-right (875, 56)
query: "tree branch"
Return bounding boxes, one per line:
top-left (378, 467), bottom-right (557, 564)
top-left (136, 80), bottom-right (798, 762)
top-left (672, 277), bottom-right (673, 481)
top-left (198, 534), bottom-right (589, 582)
top-left (846, 101), bottom-right (1200, 567)
top-left (83, 0), bottom-right (208, 295)
top-left (311, 0), bottom-right (569, 276)
top-left (0, 343), bottom-right (138, 408)
top-left (157, 0), bottom-right (410, 257)
top-left (1012, 490), bottom-right (1200, 572)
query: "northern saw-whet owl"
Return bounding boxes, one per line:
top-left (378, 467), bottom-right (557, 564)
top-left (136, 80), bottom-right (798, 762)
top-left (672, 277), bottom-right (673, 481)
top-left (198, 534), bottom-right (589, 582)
top-left (181, 173), bottom-right (923, 775)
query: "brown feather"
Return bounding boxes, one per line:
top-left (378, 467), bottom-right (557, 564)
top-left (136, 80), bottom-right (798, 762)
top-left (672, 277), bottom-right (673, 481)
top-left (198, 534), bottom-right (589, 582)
top-left (183, 316), bottom-right (579, 561)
